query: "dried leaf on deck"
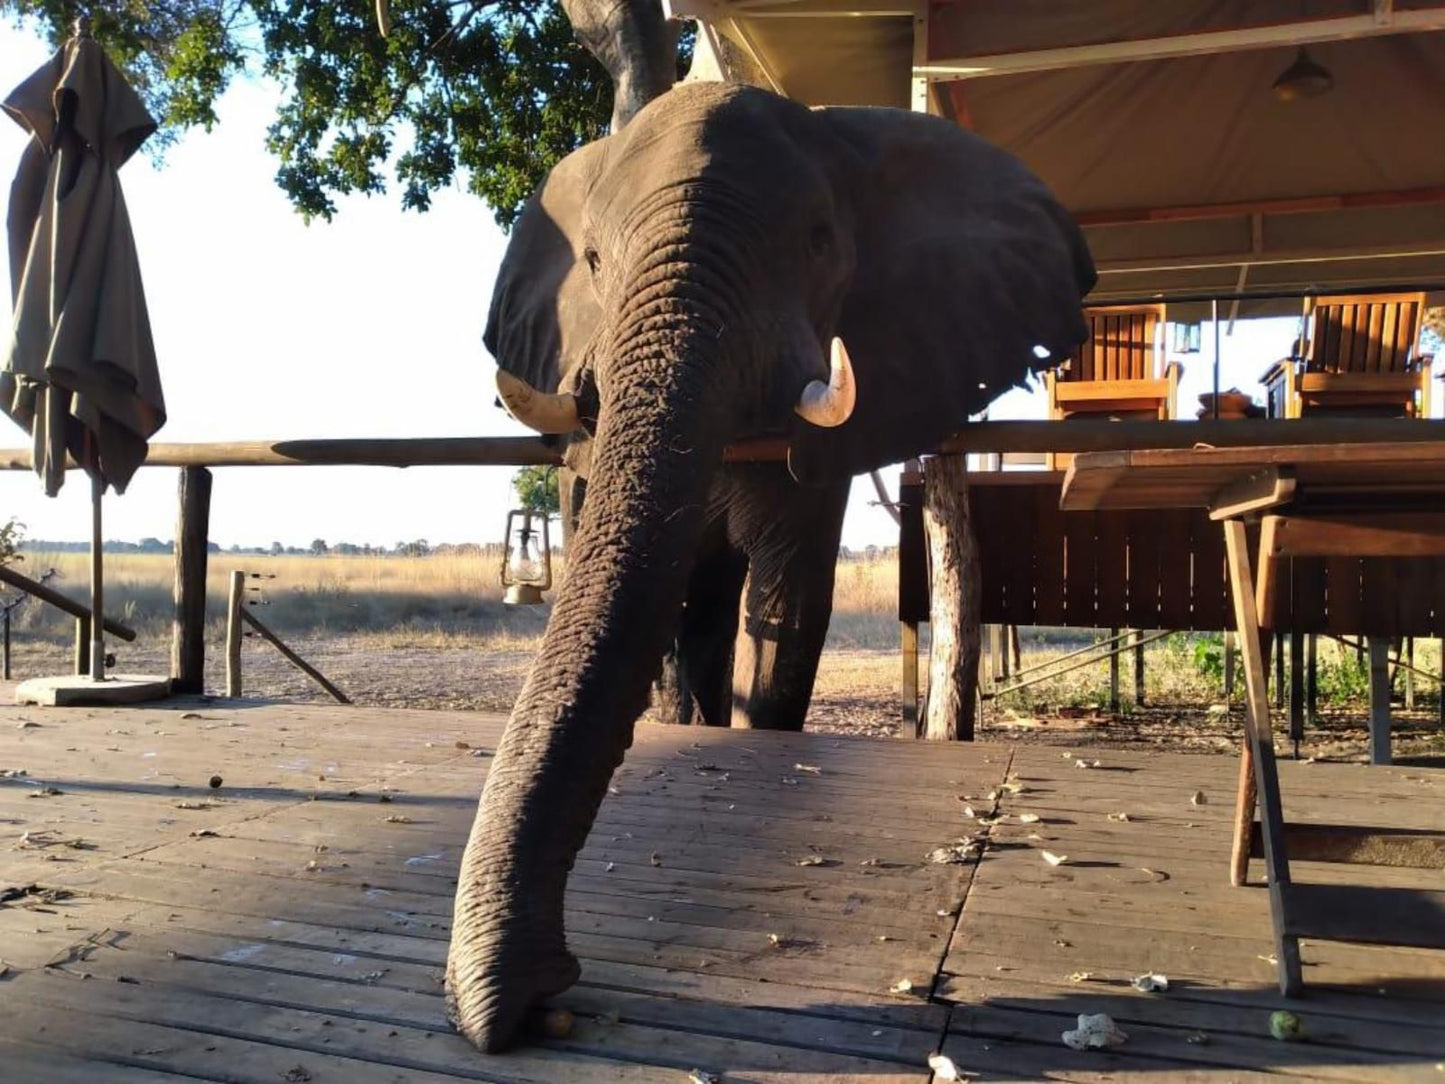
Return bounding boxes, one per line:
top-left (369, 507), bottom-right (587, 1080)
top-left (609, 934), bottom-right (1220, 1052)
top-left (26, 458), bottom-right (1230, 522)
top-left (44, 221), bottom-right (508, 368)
top-left (1131, 972), bottom-right (1169, 993)
top-left (1062, 1013), bottom-right (1128, 1051)
top-left (1190, 791), bottom-right (1207, 806)
top-left (1107, 812), bottom-right (1131, 822)
top-left (927, 843), bottom-right (980, 865)
top-left (793, 763), bottom-right (822, 775)
top-left (1067, 971), bottom-right (1094, 983)
top-left (928, 1052), bottom-right (961, 1080)
top-left (688, 1072), bottom-right (720, 1084)
top-left (383, 815), bottom-right (412, 824)
top-left (1074, 758), bottom-right (1102, 769)
top-left (650, 852), bottom-right (663, 867)
top-left (795, 855), bottom-right (826, 867)
top-left (1018, 813), bottom-right (1041, 824)
top-left (1041, 850), bottom-right (1069, 867)
top-left (889, 978), bottom-right (914, 994)
top-left (188, 829), bottom-right (219, 838)
top-left (28, 787), bottom-right (63, 798)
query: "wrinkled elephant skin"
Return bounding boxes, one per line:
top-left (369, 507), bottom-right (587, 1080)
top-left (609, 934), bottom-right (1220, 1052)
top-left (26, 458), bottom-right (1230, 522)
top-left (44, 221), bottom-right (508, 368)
top-left (448, 82), bottom-right (1095, 1052)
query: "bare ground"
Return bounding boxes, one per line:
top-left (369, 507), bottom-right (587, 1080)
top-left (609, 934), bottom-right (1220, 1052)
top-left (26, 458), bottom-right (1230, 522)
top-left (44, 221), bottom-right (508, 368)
top-left (8, 627), bottom-right (1442, 767)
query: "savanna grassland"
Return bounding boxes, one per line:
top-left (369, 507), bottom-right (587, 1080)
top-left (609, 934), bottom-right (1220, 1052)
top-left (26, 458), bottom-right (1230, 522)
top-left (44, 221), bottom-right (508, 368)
top-left (5, 549), bottom-right (1441, 761)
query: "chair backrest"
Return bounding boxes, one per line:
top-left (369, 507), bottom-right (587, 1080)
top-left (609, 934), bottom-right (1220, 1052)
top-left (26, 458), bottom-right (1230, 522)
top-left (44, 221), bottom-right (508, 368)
top-left (1065, 304), bottom-right (1165, 382)
top-left (1303, 293), bottom-right (1426, 374)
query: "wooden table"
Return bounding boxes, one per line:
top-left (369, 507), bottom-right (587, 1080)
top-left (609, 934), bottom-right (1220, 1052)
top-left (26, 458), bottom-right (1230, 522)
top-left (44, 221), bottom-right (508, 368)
top-left (1062, 441), bottom-right (1445, 997)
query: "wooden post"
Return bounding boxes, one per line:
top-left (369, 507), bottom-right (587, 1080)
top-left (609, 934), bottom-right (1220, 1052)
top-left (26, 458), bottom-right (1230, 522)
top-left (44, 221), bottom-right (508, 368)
top-left (73, 616), bottom-right (89, 676)
top-left (901, 622), bottom-right (919, 734)
top-left (1439, 637), bottom-right (1444, 730)
top-left (170, 466), bottom-right (212, 695)
top-left (2, 610), bottom-right (10, 680)
top-left (1010, 625), bottom-right (1022, 673)
top-left (1368, 637), bottom-right (1392, 765)
top-left (897, 461), bottom-right (928, 730)
top-left (1108, 628), bottom-right (1120, 714)
top-left (922, 454), bottom-right (980, 741)
top-left (225, 570), bottom-right (245, 698)
top-left (1288, 630), bottom-right (1305, 752)
top-left (1133, 630), bottom-right (1146, 706)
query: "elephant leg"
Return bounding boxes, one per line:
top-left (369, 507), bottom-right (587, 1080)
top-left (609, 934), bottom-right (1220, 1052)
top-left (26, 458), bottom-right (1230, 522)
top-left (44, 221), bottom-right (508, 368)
top-left (652, 514), bottom-right (744, 726)
top-left (677, 543), bottom-right (748, 726)
top-left (730, 473), bottom-right (851, 731)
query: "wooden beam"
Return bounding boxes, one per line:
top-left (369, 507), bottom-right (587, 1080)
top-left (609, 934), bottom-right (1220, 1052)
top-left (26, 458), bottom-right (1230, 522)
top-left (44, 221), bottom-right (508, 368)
top-left (915, 7), bottom-right (1445, 79)
top-left (1094, 241), bottom-right (1445, 277)
top-left (1208, 467), bottom-right (1296, 521)
top-left (1267, 513), bottom-right (1445, 558)
top-left (1077, 186), bottom-right (1445, 228)
top-left (0, 564), bottom-right (136, 641)
top-left (241, 607), bottom-right (351, 705)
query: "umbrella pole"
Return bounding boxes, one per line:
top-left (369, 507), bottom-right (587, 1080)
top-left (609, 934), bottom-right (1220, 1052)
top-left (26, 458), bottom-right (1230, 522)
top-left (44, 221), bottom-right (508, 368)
top-left (90, 474), bottom-right (104, 681)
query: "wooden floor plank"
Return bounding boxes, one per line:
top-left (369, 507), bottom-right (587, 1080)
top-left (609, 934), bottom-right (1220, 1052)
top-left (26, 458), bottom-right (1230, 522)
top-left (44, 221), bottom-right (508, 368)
top-left (5, 698), bottom-right (1444, 1082)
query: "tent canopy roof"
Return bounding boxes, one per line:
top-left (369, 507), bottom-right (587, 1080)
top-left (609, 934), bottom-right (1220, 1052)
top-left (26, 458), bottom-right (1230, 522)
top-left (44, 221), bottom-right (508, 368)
top-left (671, 0), bottom-right (1445, 304)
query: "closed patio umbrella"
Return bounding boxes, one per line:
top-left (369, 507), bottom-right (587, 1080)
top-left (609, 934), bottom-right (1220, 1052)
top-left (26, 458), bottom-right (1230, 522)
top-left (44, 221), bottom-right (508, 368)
top-left (3, 17), bottom-right (166, 692)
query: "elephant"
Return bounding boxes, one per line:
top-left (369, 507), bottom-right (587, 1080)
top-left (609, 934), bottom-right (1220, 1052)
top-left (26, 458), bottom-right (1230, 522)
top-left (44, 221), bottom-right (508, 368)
top-left (446, 76), bottom-right (1094, 1053)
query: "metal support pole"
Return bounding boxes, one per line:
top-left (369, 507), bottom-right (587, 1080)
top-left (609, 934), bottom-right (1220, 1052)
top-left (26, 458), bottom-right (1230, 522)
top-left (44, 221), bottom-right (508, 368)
top-left (1368, 637), bottom-right (1392, 765)
top-left (89, 474), bottom-right (104, 682)
top-left (1288, 630), bottom-right (1305, 756)
top-left (1134, 630), bottom-right (1146, 706)
top-left (1307, 633), bottom-right (1318, 729)
top-left (1109, 628), bottom-right (1121, 713)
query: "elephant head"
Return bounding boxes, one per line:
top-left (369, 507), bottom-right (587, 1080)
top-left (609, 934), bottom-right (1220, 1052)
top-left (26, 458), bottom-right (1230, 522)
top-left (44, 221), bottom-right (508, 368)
top-left (446, 82), bottom-right (1094, 1053)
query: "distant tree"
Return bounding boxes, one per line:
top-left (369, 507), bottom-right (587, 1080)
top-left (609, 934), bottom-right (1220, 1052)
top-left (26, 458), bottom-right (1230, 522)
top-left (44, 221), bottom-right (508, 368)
top-left (0, 1), bottom-right (687, 228)
top-left (269, 540), bottom-right (283, 556)
top-left (396, 538), bottom-right (431, 558)
top-left (309, 538), bottom-right (329, 555)
top-left (512, 465), bottom-right (560, 516)
top-left (1424, 306), bottom-right (1444, 353)
top-left (335, 542), bottom-right (360, 556)
top-left (0, 517), bottom-right (24, 568)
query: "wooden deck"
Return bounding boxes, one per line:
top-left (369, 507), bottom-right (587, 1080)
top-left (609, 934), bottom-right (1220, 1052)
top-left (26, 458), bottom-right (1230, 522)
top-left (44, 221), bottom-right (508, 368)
top-left (1, 697), bottom-right (1442, 1082)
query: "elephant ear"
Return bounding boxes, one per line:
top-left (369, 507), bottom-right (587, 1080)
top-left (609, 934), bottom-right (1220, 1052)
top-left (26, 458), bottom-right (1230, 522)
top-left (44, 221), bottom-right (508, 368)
top-left (787, 108), bottom-right (1096, 483)
top-left (484, 137), bottom-right (610, 396)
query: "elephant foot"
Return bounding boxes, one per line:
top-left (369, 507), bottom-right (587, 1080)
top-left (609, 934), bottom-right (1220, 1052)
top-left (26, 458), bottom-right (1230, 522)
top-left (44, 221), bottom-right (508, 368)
top-left (444, 938), bottom-right (581, 1053)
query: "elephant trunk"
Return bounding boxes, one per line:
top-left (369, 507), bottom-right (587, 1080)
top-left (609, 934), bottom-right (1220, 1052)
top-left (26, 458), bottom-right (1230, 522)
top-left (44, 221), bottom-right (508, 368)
top-left (446, 252), bottom-right (737, 1052)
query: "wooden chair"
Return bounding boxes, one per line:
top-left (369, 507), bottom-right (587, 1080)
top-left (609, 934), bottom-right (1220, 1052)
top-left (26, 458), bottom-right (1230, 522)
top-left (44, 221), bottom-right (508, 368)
top-left (1045, 304), bottom-right (1181, 470)
top-left (1261, 293), bottom-right (1433, 419)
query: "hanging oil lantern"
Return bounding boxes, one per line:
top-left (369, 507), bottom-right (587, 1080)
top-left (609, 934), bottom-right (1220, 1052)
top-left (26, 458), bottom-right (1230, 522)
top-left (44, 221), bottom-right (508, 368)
top-left (499, 509), bottom-right (552, 605)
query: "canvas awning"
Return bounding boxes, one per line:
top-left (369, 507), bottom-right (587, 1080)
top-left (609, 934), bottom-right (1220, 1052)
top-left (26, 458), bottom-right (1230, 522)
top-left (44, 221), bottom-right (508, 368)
top-left (668, 0), bottom-right (1445, 307)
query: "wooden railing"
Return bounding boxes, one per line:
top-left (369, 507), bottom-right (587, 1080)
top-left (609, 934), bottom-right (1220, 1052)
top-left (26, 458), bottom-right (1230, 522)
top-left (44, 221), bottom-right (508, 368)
top-left (0, 417), bottom-right (1442, 698)
top-left (0, 562), bottom-right (137, 678)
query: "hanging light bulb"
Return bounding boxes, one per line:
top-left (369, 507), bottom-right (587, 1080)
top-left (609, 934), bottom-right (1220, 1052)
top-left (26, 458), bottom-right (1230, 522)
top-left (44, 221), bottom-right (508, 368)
top-left (1272, 47), bottom-right (1333, 101)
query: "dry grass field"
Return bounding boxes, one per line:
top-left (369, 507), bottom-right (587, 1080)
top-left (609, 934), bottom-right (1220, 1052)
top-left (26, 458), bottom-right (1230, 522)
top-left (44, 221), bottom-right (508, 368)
top-left (4, 548), bottom-right (1441, 761)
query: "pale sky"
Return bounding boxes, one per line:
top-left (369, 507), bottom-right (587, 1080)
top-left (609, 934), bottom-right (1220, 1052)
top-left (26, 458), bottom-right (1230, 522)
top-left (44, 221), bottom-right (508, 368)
top-left (0, 23), bottom-right (1349, 551)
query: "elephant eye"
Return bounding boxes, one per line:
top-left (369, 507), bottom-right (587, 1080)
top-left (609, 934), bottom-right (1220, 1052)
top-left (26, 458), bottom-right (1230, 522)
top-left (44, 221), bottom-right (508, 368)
top-left (584, 247), bottom-right (602, 275)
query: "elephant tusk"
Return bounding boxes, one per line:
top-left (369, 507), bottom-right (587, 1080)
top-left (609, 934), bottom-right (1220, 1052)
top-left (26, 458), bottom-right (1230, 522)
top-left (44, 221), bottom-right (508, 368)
top-left (495, 370), bottom-right (581, 434)
top-left (375, 0), bottom-right (392, 37)
top-left (794, 337), bottom-right (856, 428)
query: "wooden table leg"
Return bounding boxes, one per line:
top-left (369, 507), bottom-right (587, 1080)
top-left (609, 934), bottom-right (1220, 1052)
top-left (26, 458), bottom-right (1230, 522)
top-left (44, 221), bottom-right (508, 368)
top-left (1223, 519), bottom-right (1302, 995)
top-left (1229, 733), bottom-right (1257, 886)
